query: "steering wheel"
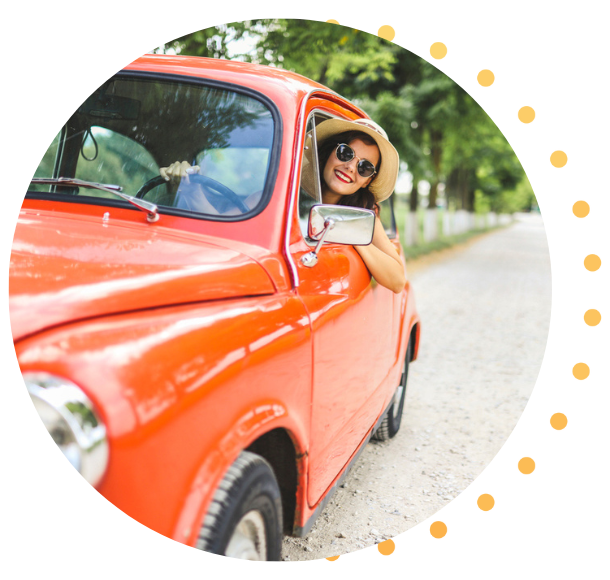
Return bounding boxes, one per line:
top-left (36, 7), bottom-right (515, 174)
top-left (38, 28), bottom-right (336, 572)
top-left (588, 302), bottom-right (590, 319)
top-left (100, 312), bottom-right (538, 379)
top-left (136, 174), bottom-right (249, 214)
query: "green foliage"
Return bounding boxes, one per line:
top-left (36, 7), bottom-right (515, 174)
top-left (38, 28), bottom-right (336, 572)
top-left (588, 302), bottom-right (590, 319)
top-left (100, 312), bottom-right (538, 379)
top-left (153, 19), bottom-right (535, 215)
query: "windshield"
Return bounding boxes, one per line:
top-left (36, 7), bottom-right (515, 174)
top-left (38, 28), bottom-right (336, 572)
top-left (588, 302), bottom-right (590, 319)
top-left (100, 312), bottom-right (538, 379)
top-left (29, 75), bottom-right (277, 219)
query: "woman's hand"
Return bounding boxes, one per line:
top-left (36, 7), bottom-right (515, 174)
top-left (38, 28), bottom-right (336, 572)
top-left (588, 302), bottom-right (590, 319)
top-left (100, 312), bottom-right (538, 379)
top-left (159, 161), bottom-right (200, 183)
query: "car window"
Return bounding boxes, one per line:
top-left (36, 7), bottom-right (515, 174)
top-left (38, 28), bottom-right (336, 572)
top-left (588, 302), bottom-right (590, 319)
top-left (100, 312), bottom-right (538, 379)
top-left (378, 197), bottom-right (397, 238)
top-left (297, 112), bottom-right (331, 240)
top-left (29, 131), bottom-right (62, 182)
top-left (75, 127), bottom-right (159, 199)
top-left (27, 77), bottom-right (277, 220)
top-left (297, 111), bottom-right (397, 241)
top-left (195, 141), bottom-right (269, 196)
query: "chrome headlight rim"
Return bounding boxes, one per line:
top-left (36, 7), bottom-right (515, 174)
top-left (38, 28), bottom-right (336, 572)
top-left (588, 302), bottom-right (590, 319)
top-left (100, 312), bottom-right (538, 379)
top-left (24, 372), bottom-right (109, 487)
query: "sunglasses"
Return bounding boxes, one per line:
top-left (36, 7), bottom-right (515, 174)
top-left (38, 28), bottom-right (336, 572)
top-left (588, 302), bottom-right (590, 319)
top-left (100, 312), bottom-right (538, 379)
top-left (335, 143), bottom-right (377, 178)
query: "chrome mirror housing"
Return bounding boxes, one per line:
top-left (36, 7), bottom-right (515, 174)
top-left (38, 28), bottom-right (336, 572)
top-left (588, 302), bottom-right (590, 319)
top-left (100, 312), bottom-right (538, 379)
top-left (301, 204), bottom-right (375, 267)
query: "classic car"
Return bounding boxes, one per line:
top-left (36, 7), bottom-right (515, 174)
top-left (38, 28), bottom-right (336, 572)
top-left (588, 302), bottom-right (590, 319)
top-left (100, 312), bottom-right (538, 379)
top-left (10, 54), bottom-right (420, 560)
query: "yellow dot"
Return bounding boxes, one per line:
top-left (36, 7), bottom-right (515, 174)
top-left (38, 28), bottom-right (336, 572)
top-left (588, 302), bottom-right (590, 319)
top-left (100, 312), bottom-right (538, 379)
top-left (430, 42), bottom-right (447, 59)
top-left (378, 25), bottom-right (395, 41)
top-left (477, 494), bottom-right (495, 511)
top-left (584, 254), bottom-right (601, 271)
top-left (518, 106), bottom-right (535, 123)
top-left (326, 19), bottom-right (339, 24)
top-left (550, 150), bottom-right (568, 168)
top-left (377, 538), bottom-right (395, 555)
top-left (550, 413), bottom-right (568, 430)
top-left (518, 457), bottom-right (535, 474)
top-left (572, 362), bottom-right (590, 380)
top-left (477, 70), bottom-right (495, 87)
top-left (430, 521), bottom-right (447, 538)
top-left (572, 201), bottom-right (590, 218)
top-left (584, 309), bottom-right (601, 326)
top-left (326, 555), bottom-right (340, 561)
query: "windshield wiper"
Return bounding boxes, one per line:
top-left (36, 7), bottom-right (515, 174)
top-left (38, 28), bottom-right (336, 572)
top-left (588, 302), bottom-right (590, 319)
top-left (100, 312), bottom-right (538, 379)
top-left (30, 177), bottom-right (159, 223)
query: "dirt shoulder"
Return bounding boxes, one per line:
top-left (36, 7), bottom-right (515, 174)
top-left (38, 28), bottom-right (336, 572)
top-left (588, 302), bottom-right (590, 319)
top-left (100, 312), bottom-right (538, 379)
top-left (282, 213), bottom-right (551, 561)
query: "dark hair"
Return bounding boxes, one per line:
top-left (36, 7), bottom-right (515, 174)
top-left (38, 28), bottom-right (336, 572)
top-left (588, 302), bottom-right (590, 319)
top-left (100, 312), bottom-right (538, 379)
top-left (317, 130), bottom-right (380, 211)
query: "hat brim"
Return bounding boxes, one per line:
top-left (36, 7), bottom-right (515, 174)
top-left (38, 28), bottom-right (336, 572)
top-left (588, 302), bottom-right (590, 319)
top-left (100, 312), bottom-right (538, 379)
top-left (315, 118), bottom-right (399, 202)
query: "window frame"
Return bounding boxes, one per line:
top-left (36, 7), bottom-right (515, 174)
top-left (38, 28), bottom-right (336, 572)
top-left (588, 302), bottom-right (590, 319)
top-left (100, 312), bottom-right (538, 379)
top-left (297, 109), bottom-right (332, 244)
top-left (296, 108), bottom-right (399, 245)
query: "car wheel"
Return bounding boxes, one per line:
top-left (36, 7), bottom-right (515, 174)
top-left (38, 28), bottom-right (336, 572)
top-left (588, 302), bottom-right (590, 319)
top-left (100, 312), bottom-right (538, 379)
top-left (196, 450), bottom-right (283, 560)
top-left (373, 340), bottom-right (412, 441)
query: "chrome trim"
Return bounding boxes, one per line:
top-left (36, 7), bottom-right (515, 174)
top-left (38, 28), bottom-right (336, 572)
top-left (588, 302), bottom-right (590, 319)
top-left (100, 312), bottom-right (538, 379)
top-left (31, 178), bottom-right (159, 223)
top-left (300, 217), bottom-right (336, 267)
top-left (24, 372), bottom-right (109, 487)
top-left (284, 98), bottom-right (312, 289)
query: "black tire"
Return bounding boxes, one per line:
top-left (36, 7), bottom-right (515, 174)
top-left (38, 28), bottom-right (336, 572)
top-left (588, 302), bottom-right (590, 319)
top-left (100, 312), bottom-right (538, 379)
top-left (196, 451), bottom-right (283, 560)
top-left (373, 340), bottom-right (412, 441)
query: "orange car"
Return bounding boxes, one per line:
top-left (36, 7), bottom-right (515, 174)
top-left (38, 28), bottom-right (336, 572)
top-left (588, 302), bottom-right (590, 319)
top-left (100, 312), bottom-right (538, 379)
top-left (10, 55), bottom-right (420, 560)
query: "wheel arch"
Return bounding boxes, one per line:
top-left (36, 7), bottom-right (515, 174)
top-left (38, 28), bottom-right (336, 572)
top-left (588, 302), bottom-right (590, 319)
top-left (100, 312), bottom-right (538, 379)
top-left (246, 428), bottom-right (302, 535)
top-left (409, 321), bottom-right (421, 362)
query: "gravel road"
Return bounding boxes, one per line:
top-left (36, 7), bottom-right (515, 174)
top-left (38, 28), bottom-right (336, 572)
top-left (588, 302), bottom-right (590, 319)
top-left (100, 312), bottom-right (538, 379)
top-left (282, 212), bottom-right (551, 561)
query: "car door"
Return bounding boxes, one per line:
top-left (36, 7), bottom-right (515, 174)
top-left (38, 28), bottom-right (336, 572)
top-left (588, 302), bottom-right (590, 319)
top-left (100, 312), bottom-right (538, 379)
top-left (289, 107), bottom-right (396, 506)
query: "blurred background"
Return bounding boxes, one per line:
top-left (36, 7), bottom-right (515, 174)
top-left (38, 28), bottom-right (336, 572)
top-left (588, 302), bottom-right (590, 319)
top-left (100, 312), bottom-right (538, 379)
top-left (153, 19), bottom-right (537, 259)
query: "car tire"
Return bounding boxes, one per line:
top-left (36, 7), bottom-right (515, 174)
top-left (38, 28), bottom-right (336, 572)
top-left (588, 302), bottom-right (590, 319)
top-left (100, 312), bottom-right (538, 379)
top-left (372, 340), bottom-right (412, 441)
top-left (196, 450), bottom-right (283, 560)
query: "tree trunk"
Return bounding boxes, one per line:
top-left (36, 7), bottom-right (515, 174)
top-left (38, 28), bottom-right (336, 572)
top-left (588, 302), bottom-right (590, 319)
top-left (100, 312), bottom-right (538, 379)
top-left (429, 130), bottom-right (443, 208)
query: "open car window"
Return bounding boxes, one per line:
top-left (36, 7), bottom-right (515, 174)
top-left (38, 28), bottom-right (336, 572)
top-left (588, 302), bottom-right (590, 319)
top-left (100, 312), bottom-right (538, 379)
top-left (378, 196), bottom-right (397, 239)
top-left (27, 76), bottom-right (277, 220)
top-left (297, 110), bottom-right (398, 241)
top-left (297, 111), bottom-right (331, 241)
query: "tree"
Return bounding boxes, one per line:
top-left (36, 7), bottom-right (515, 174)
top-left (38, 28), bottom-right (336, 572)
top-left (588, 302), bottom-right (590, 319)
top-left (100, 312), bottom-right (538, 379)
top-left (154, 19), bottom-right (534, 216)
top-left (154, 21), bottom-right (264, 60)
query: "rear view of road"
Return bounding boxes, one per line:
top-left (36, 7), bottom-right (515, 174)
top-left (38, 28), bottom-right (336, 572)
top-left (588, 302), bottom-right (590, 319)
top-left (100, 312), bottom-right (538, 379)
top-left (282, 213), bottom-right (552, 560)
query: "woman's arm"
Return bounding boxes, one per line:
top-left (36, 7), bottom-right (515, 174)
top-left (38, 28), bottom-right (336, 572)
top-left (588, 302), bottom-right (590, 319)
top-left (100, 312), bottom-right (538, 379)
top-left (354, 216), bottom-right (406, 293)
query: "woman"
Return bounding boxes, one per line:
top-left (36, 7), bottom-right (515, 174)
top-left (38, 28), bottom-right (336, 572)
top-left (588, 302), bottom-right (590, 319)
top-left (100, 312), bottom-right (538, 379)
top-left (313, 118), bottom-right (406, 294)
top-left (160, 118), bottom-right (406, 294)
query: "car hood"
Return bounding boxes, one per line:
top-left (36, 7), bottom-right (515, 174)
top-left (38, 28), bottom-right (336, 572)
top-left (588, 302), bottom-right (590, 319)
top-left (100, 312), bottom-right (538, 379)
top-left (9, 210), bottom-right (276, 340)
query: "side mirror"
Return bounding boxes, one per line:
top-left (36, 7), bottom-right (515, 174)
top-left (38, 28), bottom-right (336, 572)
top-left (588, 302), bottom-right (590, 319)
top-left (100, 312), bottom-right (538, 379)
top-left (301, 204), bottom-right (375, 267)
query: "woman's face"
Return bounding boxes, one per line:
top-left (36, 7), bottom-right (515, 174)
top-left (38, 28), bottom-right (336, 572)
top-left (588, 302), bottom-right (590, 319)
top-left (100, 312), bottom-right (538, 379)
top-left (322, 138), bottom-right (380, 201)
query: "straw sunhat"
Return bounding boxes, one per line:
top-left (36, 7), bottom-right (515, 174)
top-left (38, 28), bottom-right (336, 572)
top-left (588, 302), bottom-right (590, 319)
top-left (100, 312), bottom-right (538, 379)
top-left (315, 118), bottom-right (400, 202)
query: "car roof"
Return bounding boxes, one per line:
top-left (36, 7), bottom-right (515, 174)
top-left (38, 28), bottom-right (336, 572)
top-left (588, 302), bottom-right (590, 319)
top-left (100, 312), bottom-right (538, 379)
top-left (127, 54), bottom-right (327, 95)
top-left (126, 54), bottom-right (366, 117)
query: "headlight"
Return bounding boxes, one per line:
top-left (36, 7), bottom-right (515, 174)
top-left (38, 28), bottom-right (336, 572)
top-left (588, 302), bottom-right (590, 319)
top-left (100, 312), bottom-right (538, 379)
top-left (24, 372), bottom-right (109, 487)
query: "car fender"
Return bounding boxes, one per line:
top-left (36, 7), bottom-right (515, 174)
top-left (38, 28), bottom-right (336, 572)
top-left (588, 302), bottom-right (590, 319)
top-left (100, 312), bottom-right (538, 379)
top-left (15, 293), bottom-right (313, 541)
top-left (172, 403), bottom-right (309, 546)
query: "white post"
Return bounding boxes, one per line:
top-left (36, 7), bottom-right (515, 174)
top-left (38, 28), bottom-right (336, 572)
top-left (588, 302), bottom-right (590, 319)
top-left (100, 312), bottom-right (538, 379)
top-left (424, 209), bottom-right (438, 242)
